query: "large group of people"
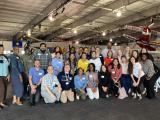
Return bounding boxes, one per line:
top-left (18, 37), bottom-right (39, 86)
top-left (0, 42), bottom-right (159, 110)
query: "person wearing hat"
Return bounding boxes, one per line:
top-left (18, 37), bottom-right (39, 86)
top-left (0, 44), bottom-right (10, 110)
top-left (9, 46), bottom-right (24, 105)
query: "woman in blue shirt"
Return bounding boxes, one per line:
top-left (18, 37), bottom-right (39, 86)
top-left (74, 68), bottom-right (88, 100)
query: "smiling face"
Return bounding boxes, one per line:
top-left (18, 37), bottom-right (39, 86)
top-left (113, 59), bottom-right (119, 66)
top-left (13, 47), bottom-right (19, 55)
top-left (121, 56), bottom-right (127, 63)
top-left (141, 48), bottom-right (147, 53)
top-left (34, 60), bottom-right (41, 68)
top-left (132, 51), bottom-right (138, 58)
top-left (91, 51), bottom-right (96, 58)
top-left (89, 64), bottom-right (94, 72)
top-left (101, 65), bottom-right (106, 72)
top-left (82, 53), bottom-right (87, 59)
top-left (47, 65), bottom-right (54, 74)
top-left (40, 44), bottom-right (46, 51)
top-left (107, 50), bottom-right (113, 58)
top-left (78, 68), bottom-right (84, 76)
top-left (142, 54), bottom-right (147, 61)
top-left (64, 65), bottom-right (70, 73)
top-left (130, 57), bottom-right (136, 64)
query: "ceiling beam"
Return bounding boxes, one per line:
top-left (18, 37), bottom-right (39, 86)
top-left (44, 0), bottom-right (139, 40)
top-left (36, 0), bottom-right (101, 38)
top-left (68, 4), bottom-right (160, 42)
top-left (20, 0), bottom-right (70, 32)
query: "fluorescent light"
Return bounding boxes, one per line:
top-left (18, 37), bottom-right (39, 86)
top-left (114, 43), bottom-right (117, 46)
top-left (109, 38), bottom-right (113, 42)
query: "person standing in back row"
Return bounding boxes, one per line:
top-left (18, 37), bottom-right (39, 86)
top-left (32, 43), bottom-right (52, 74)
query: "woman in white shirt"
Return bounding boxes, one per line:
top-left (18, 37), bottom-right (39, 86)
top-left (128, 56), bottom-right (145, 100)
top-left (89, 51), bottom-right (102, 72)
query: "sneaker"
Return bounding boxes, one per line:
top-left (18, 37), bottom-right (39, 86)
top-left (142, 88), bottom-right (146, 95)
top-left (132, 93), bottom-right (137, 99)
top-left (128, 89), bottom-right (131, 94)
top-left (106, 94), bottom-right (109, 98)
top-left (137, 94), bottom-right (142, 100)
top-left (131, 92), bottom-right (135, 96)
top-left (76, 95), bottom-right (80, 100)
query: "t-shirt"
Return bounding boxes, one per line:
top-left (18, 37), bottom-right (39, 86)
top-left (89, 58), bottom-right (102, 71)
top-left (0, 55), bottom-right (10, 77)
top-left (29, 67), bottom-right (44, 84)
top-left (133, 62), bottom-right (145, 78)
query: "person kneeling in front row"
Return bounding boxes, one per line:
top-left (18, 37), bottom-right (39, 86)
top-left (58, 64), bottom-right (74, 103)
top-left (74, 68), bottom-right (88, 100)
top-left (41, 65), bottom-right (62, 104)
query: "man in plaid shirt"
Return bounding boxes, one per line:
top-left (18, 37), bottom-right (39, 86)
top-left (41, 65), bottom-right (62, 104)
top-left (32, 43), bottom-right (52, 73)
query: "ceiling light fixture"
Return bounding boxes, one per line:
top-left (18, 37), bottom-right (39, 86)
top-left (48, 12), bottom-right (55, 22)
top-left (113, 6), bottom-right (126, 17)
top-left (73, 30), bottom-right (77, 34)
top-left (116, 11), bottom-right (122, 17)
top-left (75, 41), bottom-right (79, 44)
top-left (114, 43), bottom-right (117, 46)
top-left (102, 32), bottom-right (106, 36)
top-left (27, 29), bottom-right (31, 37)
top-left (109, 38), bottom-right (113, 42)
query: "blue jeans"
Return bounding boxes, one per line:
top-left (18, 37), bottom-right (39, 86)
top-left (120, 74), bottom-right (132, 93)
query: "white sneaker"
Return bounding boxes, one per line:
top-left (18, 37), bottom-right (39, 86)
top-left (137, 94), bottom-right (142, 100)
top-left (76, 95), bottom-right (80, 100)
top-left (142, 88), bottom-right (146, 95)
top-left (106, 94), bottom-right (109, 98)
top-left (132, 93), bottom-right (137, 99)
top-left (128, 89), bottom-right (131, 94)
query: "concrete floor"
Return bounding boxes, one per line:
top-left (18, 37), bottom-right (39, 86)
top-left (0, 94), bottom-right (160, 120)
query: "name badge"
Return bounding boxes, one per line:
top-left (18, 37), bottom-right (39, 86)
top-left (101, 75), bottom-right (104, 78)
top-left (69, 77), bottom-right (72, 80)
top-left (39, 73), bottom-right (42, 75)
top-left (66, 82), bottom-right (69, 85)
top-left (112, 71), bottom-right (115, 74)
top-left (58, 61), bottom-right (61, 64)
top-left (89, 75), bottom-right (93, 78)
top-left (16, 57), bottom-right (19, 59)
top-left (82, 77), bottom-right (85, 80)
top-left (38, 53), bottom-right (41, 56)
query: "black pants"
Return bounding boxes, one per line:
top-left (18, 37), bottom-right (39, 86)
top-left (22, 72), bottom-right (29, 99)
top-left (109, 79), bottom-right (119, 96)
top-left (144, 74), bottom-right (157, 99)
top-left (132, 76), bottom-right (145, 94)
top-left (98, 84), bottom-right (108, 98)
top-left (29, 85), bottom-right (41, 105)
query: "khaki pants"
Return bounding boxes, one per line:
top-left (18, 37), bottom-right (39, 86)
top-left (60, 90), bottom-right (74, 103)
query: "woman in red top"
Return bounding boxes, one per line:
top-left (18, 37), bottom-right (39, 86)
top-left (104, 50), bottom-right (113, 67)
top-left (108, 58), bottom-right (122, 96)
